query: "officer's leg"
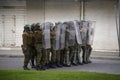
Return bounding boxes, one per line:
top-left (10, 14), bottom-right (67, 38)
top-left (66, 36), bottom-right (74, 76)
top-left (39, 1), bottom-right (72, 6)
top-left (41, 49), bottom-right (47, 69)
top-left (60, 49), bottom-right (65, 66)
top-left (82, 46), bottom-right (87, 64)
top-left (69, 46), bottom-right (74, 64)
top-left (76, 45), bottom-right (83, 65)
top-left (31, 47), bottom-right (36, 68)
top-left (86, 45), bottom-right (92, 63)
top-left (72, 45), bottom-right (77, 65)
top-left (64, 48), bottom-right (71, 67)
top-left (56, 50), bottom-right (62, 67)
top-left (50, 49), bottom-right (57, 68)
top-left (42, 49), bottom-right (50, 69)
top-left (23, 49), bottom-right (30, 70)
top-left (35, 44), bottom-right (43, 70)
top-left (36, 50), bottom-right (41, 70)
top-left (47, 49), bottom-right (51, 68)
top-left (66, 48), bottom-right (71, 66)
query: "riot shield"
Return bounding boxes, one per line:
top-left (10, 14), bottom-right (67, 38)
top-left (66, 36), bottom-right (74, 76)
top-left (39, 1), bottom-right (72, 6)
top-left (53, 24), bottom-right (61, 50)
top-left (73, 21), bottom-right (82, 45)
top-left (80, 21), bottom-right (89, 46)
top-left (60, 23), bottom-right (66, 49)
top-left (41, 22), bottom-right (53, 30)
top-left (87, 21), bottom-right (95, 45)
top-left (42, 25), bottom-right (51, 49)
top-left (68, 21), bottom-right (76, 46)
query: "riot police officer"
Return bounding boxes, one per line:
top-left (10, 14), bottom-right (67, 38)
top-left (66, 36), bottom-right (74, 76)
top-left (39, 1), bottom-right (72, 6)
top-left (34, 23), bottom-right (45, 70)
top-left (30, 23), bottom-right (36, 68)
top-left (21, 24), bottom-right (32, 70)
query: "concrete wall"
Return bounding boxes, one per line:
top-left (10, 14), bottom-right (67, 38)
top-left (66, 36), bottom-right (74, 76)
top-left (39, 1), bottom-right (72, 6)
top-left (26, 0), bottom-right (45, 24)
top-left (45, 1), bottom-right (80, 23)
top-left (84, 0), bottom-right (119, 51)
top-left (0, 0), bottom-right (26, 47)
top-left (26, 0), bottom-right (119, 51)
top-left (27, 0), bottom-right (81, 24)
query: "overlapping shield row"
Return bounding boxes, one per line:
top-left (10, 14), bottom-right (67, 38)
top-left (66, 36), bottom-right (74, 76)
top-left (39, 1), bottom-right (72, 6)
top-left (22, 20), bottom-right (95, 70)
top-left (36, 20), bottom-right (95, 50)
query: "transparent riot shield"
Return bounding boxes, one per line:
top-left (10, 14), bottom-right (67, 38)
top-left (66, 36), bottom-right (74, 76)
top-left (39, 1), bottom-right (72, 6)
top-left (80, 21), bottom-right (89, 46)
top-left (73, 21), bottom-right (82, 45)
top-left (87, 21), bottom-right (95, 45)
top-left (43, 28), bottom-right (51, 49)
top-left (53, 24), bottom-right (61, 50)
top-left (68, 22), bottom-right (76, 46)
top-left (60, 24), bottom-right (66, 49)
top-left (41, 22), bottom-right (53, 30)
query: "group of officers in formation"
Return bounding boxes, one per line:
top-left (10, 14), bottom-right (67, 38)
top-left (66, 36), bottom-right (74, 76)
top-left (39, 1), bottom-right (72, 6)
top-left (21, 20), bottom-right (94, 70)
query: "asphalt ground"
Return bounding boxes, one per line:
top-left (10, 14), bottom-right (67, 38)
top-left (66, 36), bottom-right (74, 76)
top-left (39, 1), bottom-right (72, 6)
top-left (0, 57), bottom-right (120, 74)
top-left (0, 50), bottom-right (120, 60)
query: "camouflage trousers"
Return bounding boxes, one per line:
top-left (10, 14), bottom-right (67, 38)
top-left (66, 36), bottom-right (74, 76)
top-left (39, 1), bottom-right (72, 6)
top-left (72, 44), bottom-right (81, 64)
top-left (42, 49), bottom-right (50, 65)
top-left (21, 45), bottom-right (31, 67)
top-left (50, 49), bottom-right (61, 64)
top-left (60, 49), bottom-right (64, 65)
top-left (30, 46), bottom-right (36, 67)
top-left (69, 46), bottom-right (75, 64)
top-left (86, 44), bottom-right (92, 62)
top-left (81, 46), bottom-right (87, 62)
top-left (62, 47), bottom-right (71, 66)
top-left (35, 44), bottom-right (42, 67)
top-left (51, 48), bottom-right (56, 63)
top-left (56, 50), bottom-right (61, 64)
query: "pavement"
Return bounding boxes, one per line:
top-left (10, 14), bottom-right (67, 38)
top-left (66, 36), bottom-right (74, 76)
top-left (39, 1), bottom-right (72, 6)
top-left (0, 57), bottom-right (120, 74)
top-left (0, 49), bottom-right (120, 60)
top-left (0, 49), bottom-right (120, 74)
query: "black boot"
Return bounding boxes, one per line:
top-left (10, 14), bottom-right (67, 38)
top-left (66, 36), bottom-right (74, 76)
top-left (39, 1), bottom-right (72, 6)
top-left (56, 63), bottom-right (63, 67)
top-left (77, 62), bottom-right (83, 65)
top-left (23, 65), bottom-right (30, 70)
top-left (64, 64), bottom-right (71, 67)
top-left (36, 65), bottom-right (41, 70)
top-left (71, 63), bottom-right (78, 66)
top-left (45, 63), bottom-right (50, 69)
top-left (50, 62), bottom-right (57, 68)
top-left (82, 61), bottom-right (88, 64)
top-left (41, 65), bottom-right (46, 70)
top-left (87, 60), bottom-right (92, 63)
top-left (31, 65), bottom-right (36, 68)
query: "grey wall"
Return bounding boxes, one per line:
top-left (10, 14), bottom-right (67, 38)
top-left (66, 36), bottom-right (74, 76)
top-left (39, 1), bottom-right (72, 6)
top-left (26, 0), bottom-right (45, 24)
top-left (26, 0), bottom-right (119, 51)
top-left (45, 1), bottom-right (80, 23)
top-left (84, 0), bottom-right (119, 51)
top-left (0, 0), bottom-right (26, 47)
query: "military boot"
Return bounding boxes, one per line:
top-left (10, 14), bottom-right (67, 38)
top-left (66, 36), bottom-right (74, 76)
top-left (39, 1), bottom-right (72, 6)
top-left (36, 65), bottom-right (41, 70)
top-left (41, 65), bottom-right (46, 70)
top-left (23, 65), bottom-right (30, 70)
top-left (56, 62), bottom-right (63, 67)
top-left (49, 62), bottom-right (57, 68)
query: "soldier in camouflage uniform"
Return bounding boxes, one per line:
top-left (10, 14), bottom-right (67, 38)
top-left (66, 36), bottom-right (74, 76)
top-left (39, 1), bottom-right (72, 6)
top-left (80, 21), bottom-right (93, 64)
top-left (63, 22), bottom-right (71, 67)
top-left (50, 25), bottom-right (57, 68)
top-left (80, 21), bottom-right (88, 64)
top-left (55, 23), bottom-right (63, 67)
top-left (86, 44), bottom-right (92, 63)
top-left (59, 22), bottom-right (65, 66)
top-left (21, 24), bottom-right (32, 70)
top-left (75, 21), bottom-right (83, 65)
top-left (30, 23), bottom-right (37, 68)
top-left (34, 23), bottom-right (45, 70)
top-left (72, 21), bottom-right (82, 65)
top-left (86, 21), bottom-right (93, 63)
top-left (67, 21), bottom-right (76, 65)
top-left (41, 22), bottom-right (52, 69)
